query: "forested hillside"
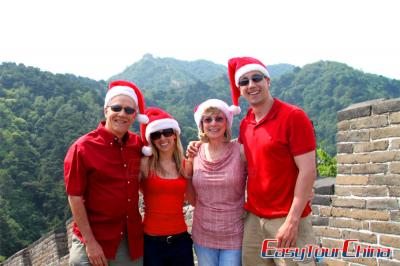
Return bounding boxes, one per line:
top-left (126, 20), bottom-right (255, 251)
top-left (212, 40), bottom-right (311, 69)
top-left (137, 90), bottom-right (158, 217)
top-left (271, 61), bottom-right (400, 154)
top-left (112, 55), bottom-right (400, 154)
top-left (0, 63), bottom-right (106, 259)
top-left (1, 55), bottom-right (399, 259)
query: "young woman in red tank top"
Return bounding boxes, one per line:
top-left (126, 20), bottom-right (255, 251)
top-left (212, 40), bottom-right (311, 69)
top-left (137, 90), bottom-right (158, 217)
top-left (139, 107), bottom-right (194, 266)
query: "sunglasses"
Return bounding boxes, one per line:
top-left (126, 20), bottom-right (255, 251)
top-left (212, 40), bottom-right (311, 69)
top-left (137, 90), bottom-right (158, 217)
top-left (238, 73), bottom-right (266, 87)
top-left (108, 104), bottom-right (136, 115)
top-left (150, 128), bottom-right (175, 140)
top-left (202, 116), bottom-right (225, 124)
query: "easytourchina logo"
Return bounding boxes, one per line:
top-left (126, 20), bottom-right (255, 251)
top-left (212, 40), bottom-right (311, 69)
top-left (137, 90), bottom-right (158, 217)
top-left (261, 239), bottom-right (392, 262)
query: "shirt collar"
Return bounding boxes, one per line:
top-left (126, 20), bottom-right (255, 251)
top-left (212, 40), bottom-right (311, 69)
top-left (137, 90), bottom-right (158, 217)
top-left (245, 98), bottom-right (282, 125)
top-left (97, 121), bottom-right (130, 145)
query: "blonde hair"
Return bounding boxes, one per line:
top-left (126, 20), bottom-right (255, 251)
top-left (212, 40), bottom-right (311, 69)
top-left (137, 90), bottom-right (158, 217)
top-left (198, 107), bottom-right (232, 143)
top-left (148, 130), bottom-right (185, 176)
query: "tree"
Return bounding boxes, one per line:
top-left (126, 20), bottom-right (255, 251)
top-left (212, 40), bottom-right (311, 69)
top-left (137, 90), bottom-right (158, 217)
top-left (317, 148), bottom-right (337, 177)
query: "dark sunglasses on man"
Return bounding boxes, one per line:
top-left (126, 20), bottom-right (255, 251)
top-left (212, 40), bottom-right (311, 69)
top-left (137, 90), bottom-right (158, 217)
top-left (238, 73), bottom-right (266, 87)
top-left (108, 104), bottom-right (136, 115)
top-left (150, 128), bottom-right (175, 140)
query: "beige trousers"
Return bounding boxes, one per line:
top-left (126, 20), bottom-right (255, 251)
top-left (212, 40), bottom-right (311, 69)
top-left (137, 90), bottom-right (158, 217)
top-left (69, 234), bottom-right (143, 266)
top-left (242, 212), bottom-right (316, 266)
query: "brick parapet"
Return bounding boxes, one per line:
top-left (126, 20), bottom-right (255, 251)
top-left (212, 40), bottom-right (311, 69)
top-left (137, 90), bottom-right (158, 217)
top-left (316, 98), bottom-right (400, 265)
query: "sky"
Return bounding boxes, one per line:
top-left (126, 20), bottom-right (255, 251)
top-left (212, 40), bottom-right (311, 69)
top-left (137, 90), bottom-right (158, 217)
top-left (1, 0), bottom-right (399, 81)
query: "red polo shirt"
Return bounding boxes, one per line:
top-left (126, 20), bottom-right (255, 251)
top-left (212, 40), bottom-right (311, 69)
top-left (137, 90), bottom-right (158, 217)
top-left (239, 99), bottom-right (316, 218)
top-left (64, 121), bottom-right (143, 260)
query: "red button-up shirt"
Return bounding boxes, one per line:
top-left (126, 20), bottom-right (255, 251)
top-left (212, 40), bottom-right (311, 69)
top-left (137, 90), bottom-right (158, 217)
top-left (64, 121), bottom-right (143, 260)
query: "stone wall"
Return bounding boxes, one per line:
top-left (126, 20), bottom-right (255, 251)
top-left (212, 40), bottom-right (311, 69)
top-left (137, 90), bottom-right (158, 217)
top-left (0, 227), bottom-right (70, 266)
top-left (2, 98), bottom-right (399, 266)
top-left (314, 98), bottom-right (400, 265)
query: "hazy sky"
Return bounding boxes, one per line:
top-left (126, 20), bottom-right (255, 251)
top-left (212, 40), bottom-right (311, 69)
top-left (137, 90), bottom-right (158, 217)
top-left (1, 0), bottom-right (399, 81)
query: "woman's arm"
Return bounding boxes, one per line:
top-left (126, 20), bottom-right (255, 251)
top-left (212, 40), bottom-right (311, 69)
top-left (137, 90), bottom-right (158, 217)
top-left (185, 178), bottom-right (196, 206)
top-left (139, 157), bottom-right (149, 180)
top-left (139, 157), bottom-right (149, 192)
top-left (239, 144), bottom-right (247, 163)
top-left (183, 157), bottom-right (194, 179)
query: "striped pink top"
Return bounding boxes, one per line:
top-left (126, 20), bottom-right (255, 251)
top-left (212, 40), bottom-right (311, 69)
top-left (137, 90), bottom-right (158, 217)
top-left (192, 142), bottom-right (246, 249)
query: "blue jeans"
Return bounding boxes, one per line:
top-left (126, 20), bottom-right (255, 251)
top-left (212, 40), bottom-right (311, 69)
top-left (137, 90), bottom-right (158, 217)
top-left (194, 243), bottom-right (242, 266)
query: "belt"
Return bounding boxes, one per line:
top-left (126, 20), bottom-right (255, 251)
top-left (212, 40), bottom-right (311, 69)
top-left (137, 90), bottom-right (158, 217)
top-left (144, 232), bottom-right (190, 244)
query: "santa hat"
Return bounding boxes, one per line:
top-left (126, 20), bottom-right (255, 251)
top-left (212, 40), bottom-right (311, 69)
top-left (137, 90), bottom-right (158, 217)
top-left (194, 99), bottom-right (238, 130)
top-left (227, 57), bottom-right (270, 110)
top-left (105, 80), bottom-right (149, 124)
top-left (140, 107), bottom-right (181, 156)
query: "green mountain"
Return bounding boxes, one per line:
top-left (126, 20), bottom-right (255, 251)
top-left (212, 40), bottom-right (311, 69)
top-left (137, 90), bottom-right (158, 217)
top-left (109, 54), bottom-right (296, 144)
top-left (110, 53), bottom-right (227, 90)
top-left (110, 55), bottom-right (400, 154)
top-left (271, 61), bottom-right (399, 154)
top-left (0, 56), bottom-right (399, 259)
top-left (0, 62), bottom-right (106, 258)
top-left (110, 54), bottom-right (294, 91)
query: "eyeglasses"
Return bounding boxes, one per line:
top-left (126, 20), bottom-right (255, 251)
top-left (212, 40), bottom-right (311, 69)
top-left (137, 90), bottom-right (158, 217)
top-left (150, 128), bottom-right (175, 140)
top-left (108, 104), bottom-right (136, 115)
top-left (202, 116), bottom-right (225, 124)
top-left (238, 73), bottom-right (266, 87)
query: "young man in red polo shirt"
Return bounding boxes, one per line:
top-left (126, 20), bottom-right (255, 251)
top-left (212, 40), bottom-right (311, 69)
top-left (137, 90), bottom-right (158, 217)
top-left (228, 57), bottom-right (317, 266)
top-left (64, 80), bottom-right (149, 266)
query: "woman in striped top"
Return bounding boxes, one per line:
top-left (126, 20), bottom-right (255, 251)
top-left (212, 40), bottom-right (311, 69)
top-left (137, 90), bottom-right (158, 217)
top-left (186, 99), bottom-right (246, 266)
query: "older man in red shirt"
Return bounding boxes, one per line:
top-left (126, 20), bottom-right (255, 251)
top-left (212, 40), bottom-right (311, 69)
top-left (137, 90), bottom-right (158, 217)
top-left (64, 80), bottom-right (149, 266)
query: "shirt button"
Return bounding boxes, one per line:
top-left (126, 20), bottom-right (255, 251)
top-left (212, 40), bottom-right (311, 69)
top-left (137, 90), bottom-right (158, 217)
top-left (128, 198), bottom-right (131, 202)
top-left (121, 147), bottom-right (123, 151)
top-left (110, 142), bottom-right (113, 145)
top-left (127, 181), bottom-right (130, 184)
top-left (120, 232), bottom-right (123, 235)
top-left (126, 215), bottom-right (129, 219)
top-left (123, 164), bottom-right (127, 167)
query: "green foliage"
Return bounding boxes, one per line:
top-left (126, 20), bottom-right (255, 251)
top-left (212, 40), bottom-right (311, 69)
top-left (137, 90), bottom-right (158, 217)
top-left (0, 63), bottom-right (105, 258)
top-left (271, 61), bottom-right (400, 155)
top-left (317, 147), bottom-right (337, 177)
top-left (1, 56), bottom-right (400, 259)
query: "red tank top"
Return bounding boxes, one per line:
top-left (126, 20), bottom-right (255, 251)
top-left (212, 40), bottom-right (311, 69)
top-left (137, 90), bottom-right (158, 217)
top-left (141, 171), bottom-right (187, 235)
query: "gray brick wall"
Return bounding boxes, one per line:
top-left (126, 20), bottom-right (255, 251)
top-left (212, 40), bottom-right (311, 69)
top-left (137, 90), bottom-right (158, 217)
top-left (315, 98), bottom-right (400, 266)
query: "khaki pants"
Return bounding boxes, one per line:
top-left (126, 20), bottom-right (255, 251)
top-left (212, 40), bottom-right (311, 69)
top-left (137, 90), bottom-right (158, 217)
top-left (69, 234), bottom-right (143, 266)
top-left (242, 212), bottom-right (316, 266)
